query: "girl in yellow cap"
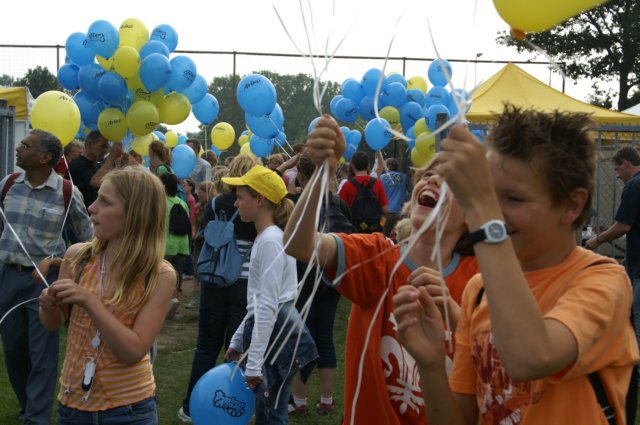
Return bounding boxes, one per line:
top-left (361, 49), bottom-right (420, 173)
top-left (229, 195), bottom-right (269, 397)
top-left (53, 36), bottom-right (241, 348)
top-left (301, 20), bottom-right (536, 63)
top-left (222, 164), bottom-right (317, 425)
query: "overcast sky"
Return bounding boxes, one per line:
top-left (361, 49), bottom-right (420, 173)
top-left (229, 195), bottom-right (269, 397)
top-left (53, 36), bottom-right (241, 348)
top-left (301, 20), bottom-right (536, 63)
top-left (1, 0), bottom-right (600, 133)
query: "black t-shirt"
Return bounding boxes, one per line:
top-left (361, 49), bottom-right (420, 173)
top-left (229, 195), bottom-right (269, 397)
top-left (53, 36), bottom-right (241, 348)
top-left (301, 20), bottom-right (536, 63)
top-left (68, 155), bottom-right (99, 209)
top-left (615, 172), bottom-right (640, 279)
top-left (202, 191), bottom-right (257, 242)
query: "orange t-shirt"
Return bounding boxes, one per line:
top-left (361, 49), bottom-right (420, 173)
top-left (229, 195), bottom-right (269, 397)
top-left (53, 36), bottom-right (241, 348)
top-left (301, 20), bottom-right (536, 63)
top-left (329, 233), bottom-right (478, 425)
top-left (58, 256), bottom-right (156, 411)
top-left (450, 247), bottom-right (639, 424)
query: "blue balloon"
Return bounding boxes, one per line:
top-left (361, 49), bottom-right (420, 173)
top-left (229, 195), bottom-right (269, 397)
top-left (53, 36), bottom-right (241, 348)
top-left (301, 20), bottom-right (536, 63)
top-left (329, 95), bottom-right (344, 118)
top-left (172, 144), bottom-right (196, 178)
top-left (87, 20), bottom-right (119, 59)
top-left (335, 98), bottom-right (359, 123)
top-left (236, 74), bottom-right (277, 117)
top-left (385, 73), bottom-right (407, 87)
top-left (74, 91), bottom-right (103, 130)
top-left (406, 125), bottom-right (416, 149)
top-left (66, 32), bottom-right (95, 66)
top-left (75, 121), bottom-right (85, 140)
top-left (361, 68), bottom-right (384, 97)
top-left (190, 363), bottom-right (254, 425)
top-left (382, 82), bottom-right (407, 108)
top-left (425, 104), bottom-right (450, 132)
top-left (78, 63), bottom-right (106, 98)
top-left (249, 134), bottom-right (274, 157)
top-left (246, 112), bottom-right (279, 139)
top-left (348, 129), bottom-right (362, 147)
top-left (57, 64), bottom-right (80, 91)
top-left (400, 101), bottom-right (423, 133)
top-left (150, 24), bottom-right (179, 53)
top-left (140, 53), bottom-right (172, 93)
top-left (406, 88), bottom-right (425, 105)
top-left (341, 78), bottom-right (365, 104)
top-left (274, 131), bottom-right (287, 147)
top-left (270, 104), bottom-right (284, 129)
top-left (139, 40), bottom-right (170, 59)
top-left (153, 130), bottom-right (166, 142)
top-left (358, 96), bottom-right (376, 121)
top-left (428, 59), bottom-right (453, 87)
top-left (343, 143), bottom-right (357, 161)
top-left (98, 72), bottom-right (127, 107)
top-left (168, 56), bottom-right (197, 91)
top-left (179, 74), bottom-right (207, 104)
top-left (308, 117), bottom-right (320, 134)
top-left (424, 86), bottom-right (452, 109)
top-left (178, 135), bottom-right (188, 145)
top-left (210, 145), bottom-right (221, 156)
top-left (449, 88), bottom-right (471, 116)
top-left (471, 129), bottom-right (486, 143)
top-left (192, 93), bottom-right (219, 125)
top-left (364, 118), bottom-right (392, 151)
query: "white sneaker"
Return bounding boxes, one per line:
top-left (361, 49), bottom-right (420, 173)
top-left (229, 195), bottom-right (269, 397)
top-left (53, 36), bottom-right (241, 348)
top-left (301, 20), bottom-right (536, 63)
top-left (177, 407), bottom-right (192, 423)
top-left (166, 298), bottom-right (180, 320)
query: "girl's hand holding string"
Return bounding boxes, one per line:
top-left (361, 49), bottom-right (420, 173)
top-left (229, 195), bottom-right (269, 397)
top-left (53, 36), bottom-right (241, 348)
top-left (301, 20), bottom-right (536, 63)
top-left (50, 279), bottom-right (99, 309)
top-left (39, 285), bottom-right (60, 314)
top-left (407, 267), bottom-right (461, 331)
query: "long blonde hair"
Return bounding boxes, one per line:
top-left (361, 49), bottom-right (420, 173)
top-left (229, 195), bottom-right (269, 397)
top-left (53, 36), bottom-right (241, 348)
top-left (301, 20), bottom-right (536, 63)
top-left (70, 167), bottom-right (167, 311)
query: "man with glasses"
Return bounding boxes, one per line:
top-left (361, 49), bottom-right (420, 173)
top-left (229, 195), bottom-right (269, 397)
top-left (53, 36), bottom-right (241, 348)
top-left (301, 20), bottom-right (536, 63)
top-left (0, 130), bottom-right (93, 425)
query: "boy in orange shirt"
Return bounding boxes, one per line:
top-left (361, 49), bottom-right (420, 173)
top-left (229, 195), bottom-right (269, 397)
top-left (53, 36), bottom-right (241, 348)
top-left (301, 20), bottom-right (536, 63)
top-left (394, 105), bottom-right (639, 424)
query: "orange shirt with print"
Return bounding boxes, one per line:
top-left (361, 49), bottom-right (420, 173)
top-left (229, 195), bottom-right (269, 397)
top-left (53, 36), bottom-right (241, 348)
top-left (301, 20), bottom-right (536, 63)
top-left (328, 233), bottom-right (478, 425)
top-left (450, 247), bottom-right (639, 425)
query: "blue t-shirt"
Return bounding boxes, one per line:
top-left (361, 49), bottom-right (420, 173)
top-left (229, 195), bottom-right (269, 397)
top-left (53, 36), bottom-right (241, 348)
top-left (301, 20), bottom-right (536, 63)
top-left (380, 171), bottom-right (408, 214)
top-left (615, 171), bottom-right (640, 279)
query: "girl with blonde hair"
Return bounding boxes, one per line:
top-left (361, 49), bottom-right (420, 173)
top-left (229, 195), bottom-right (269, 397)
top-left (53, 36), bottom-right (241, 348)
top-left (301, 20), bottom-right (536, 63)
top-left (39, 167), bottom-right (176, 424)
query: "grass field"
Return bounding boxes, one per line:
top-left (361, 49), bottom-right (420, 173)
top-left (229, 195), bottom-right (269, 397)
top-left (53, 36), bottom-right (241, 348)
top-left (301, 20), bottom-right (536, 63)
top-left (0, 283), bottom-right (349, 425)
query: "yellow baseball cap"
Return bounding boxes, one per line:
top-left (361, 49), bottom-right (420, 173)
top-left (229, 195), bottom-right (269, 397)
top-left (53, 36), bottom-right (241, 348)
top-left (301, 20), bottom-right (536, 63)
top-left (222, 165), bottom-right (287, 204)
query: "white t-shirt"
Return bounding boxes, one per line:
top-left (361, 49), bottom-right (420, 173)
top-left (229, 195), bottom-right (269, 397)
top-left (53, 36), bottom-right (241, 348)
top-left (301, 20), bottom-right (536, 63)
top-left (229, 225), bottom-right (298, 376)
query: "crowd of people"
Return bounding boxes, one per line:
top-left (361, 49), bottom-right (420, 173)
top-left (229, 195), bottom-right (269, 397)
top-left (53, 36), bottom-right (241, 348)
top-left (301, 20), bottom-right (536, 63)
top-left (0, 104), bottom-right (639, 425)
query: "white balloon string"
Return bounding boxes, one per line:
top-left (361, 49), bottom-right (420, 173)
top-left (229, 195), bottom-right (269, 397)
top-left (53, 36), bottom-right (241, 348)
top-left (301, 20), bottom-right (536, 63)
top-left (0, 297), bottom-right (40, 326)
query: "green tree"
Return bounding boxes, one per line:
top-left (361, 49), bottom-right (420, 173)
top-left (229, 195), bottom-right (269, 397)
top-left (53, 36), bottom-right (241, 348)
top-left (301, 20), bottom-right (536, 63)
top-left (197, 71), bottom-right (340, 155)
top-left (496, 0), bottom-right (640, 110)
top-left (17, 66), bottom-right (61, 98)
top-left (0, 74), bottom-right (16, 87)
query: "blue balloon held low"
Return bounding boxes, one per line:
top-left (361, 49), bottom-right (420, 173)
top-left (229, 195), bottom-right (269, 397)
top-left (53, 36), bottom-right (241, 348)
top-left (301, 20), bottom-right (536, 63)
top-left (140, 53), bottom-right (171, 93)
top-left (329, 95), bottom-right (343, 117)
top-left (179, 74), bottom-right (207, 104)
top-left (192, 93), bottom-right (219, 125)
top-left (178, 134), bottom-right (188, 145)
top-left (140, 40), bottom-right (170, 59)
top-left (78, 64), bottom-right (106, 98)
top-left (153, 130), bottom-right (166, 142)
top-left (236, 74), bottom-right (277, 117)
top-left (364, 118), bottom-right (392, 151)
top-left (249, 134), bottom-right (274, 158)
top-left (172, 144), bottom-right (196, 179)
top-left (308, 117), bottom-right (320, 134)
top-left (428, 59), bottom-right (453, 87)
top-left (66, 32), bottom-right (95, 66)
top-left (98, 72), bottom-right (127, 107)
top-left (87, 20), bottom-right (119, 59)
top-left (274, 131), bottom-right (287, 147)
top-left (190, 362), bottom-right (254, 425)
top-left (57, 64), bottom-right (80, 91)
top-left (425, 104), bottom-right (450, 132)
top-left (150, 24), bottom-right (179, 53)
top-left (343, 143), bottom-right (357, 161)
top-left (348, 129), bottom-right (362, 147)
top-left (168, 56), bottom-right (197, 91)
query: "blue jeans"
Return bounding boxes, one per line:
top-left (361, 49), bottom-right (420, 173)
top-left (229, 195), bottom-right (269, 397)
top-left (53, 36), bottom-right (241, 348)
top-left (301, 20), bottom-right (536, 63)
top-left (181, 279), bottom-right (248, 415)
top-left (254, 371), bottom-right (294, 425)
top-left (56, 397), bottom-right (157, 425)
top-left (0, 264), bottom-right (60, 425)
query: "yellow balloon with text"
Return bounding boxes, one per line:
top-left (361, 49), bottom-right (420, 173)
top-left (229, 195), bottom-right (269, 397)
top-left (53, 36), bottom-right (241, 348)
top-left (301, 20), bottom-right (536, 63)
top-left (414, 118), bottom-right (429, 136)
top-left (158, 92), bottom-right (191, 125)
top-left (238, 134), bottom-right (249, 146)
top-left (131, 133), bottom-right (156, 156)
top-left (132, 87), bottom-right (164, 106)
top-left (493, 0), bottom-right (607, 34)
top-left (97, 108), bottom-right (127, 142)
top-left (126, 73), bottom-right (144, 90)
top-left (126, 100), bottom-right (159, 136)
top-left (113, 46), bottom-right (140, 78)
top-left (379, 106), bottom-right (400, 128)
top-left (119, 17), bottom-right (149, 51)
top-left (410, 148), bottom-right (432, 168)
top-left (165, 130), bottom-right (178, 147)
top-left (97, 55), bottom-right (115, 71)
top-left (407, 76), bottom-right (428, 93)
top-left (31, 91), bottom-right (81, 147)
top-left (415, 132), bottom-right (436, 159)
top-left (211, 122), bottom-right (236, 151)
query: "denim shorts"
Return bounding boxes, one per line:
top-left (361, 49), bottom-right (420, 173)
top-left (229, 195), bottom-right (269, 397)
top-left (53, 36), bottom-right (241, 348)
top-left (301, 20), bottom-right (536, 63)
top-left (57, 397), bottom-right (157, 425)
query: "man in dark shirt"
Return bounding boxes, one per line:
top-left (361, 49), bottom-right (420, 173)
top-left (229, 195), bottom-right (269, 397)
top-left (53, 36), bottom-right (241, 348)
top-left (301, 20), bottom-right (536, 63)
top-left (68, 130), bottom-right (122, 209)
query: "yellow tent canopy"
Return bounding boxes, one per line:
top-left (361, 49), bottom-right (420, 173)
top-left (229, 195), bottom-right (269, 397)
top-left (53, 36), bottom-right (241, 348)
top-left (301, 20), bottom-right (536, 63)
top-left (0, 86), bottom-right (33, 121)
top-left (467, 63), bottom-right (640, 126)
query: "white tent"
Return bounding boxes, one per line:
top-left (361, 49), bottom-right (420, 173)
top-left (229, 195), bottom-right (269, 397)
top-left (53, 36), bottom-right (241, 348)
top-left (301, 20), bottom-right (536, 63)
top-left (623, 103), bottom-right (640, 116)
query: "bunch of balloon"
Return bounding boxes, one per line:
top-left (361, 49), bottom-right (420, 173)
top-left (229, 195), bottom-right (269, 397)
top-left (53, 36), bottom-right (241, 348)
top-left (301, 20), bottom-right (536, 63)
top-left (236, 74), bottom-right (287, 158)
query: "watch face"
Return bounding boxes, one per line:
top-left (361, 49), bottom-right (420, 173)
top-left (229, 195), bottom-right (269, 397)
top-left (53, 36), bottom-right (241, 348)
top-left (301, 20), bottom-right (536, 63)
top-left (487, 222), bottom-right (506, 240)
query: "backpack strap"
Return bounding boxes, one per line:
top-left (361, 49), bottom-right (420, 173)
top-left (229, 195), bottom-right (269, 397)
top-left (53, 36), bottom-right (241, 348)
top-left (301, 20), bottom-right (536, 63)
top-left (0, 172), bottom-right (21, 208)
top-left (349, 177), bottom-right (361, 190)
top-left (1, 173), bottom-right (72, 210)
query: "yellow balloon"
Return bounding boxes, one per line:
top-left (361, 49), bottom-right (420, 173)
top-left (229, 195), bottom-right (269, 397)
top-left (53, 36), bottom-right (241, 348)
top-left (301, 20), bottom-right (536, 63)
top-left (414, 118), bottom-right (429, 136)
top-left (407, 76), bottom-right (428, 93)
top-left (379, 106), bottom-right (400, 128)
top-left (211, 122), bottom-right (236, 151)
top-left (132, 87), bottom-right (164, 105)
top-left (238, 134), bottom-right (250, 146)
top-left (158, 92), bottom-right (191, 125)
top-left (126, 100), bottom-right (159, 136)
top-left (493, 0), bottom-right (607, 34)
top-left (113, 46), bottom-right (140, 78)
top-left (411, 148), bottom-right (432, 168)
top-left (126, 73), bottom-right (144, 90)
top-left (97, 108), bottom-right (127, 141)
top-left (119, 18), bottom-right (149, 51)
top-left (247, 129), bottom-right (253, 139)
top-left (131, 133), bottom-right (155, 156)
top-left (165, 130), bottom-right (178, 147)
top-left (31, 91), bottom-right (81, 147)
top-left (239, 142), bottom-right (255, 157)
top-left (96, 55), bottom-right (114, 71)
top-left (415, 132), bottom-right (436, 159)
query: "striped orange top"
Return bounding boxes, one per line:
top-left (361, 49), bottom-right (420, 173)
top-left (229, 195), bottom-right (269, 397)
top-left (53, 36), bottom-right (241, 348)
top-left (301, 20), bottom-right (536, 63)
top-left (58, 256), bottom-right (156, 411)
